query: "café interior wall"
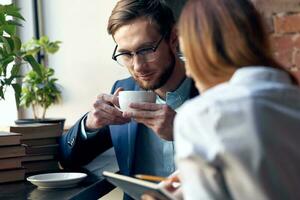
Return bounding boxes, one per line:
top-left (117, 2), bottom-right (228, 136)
top-left (20, 0), bottom-right (130, 126)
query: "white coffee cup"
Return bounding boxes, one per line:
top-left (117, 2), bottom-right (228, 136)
top-left (118, 91), bottom-right (156, 112)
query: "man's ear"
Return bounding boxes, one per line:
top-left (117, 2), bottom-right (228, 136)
top-left (169, 26), bottom-right (179, 54)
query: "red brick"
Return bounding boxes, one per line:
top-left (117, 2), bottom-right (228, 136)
top-left (252, 0), bottom-right (300, 20)
top-left (270, 34), bottom-right (300, 50)
top-left (273, 49), bottom-right (293, 68)
top-left (269, 34), bottom-right (300, 69)
top-left (285, 50), bottom-right (300, 85)
top-left (274, 13), bottom-right (300, 34)
top-left (270, 34), bottom-right (294, 50)
top-left (294, 34), bottom-right (300, 49)
top-left (295, 50), bottom-right (300, 67)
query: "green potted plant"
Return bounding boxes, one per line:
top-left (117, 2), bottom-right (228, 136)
top-left (16, 36), bottom-right (65, 128)
top-left (0, 4), bottom-right (41, 106)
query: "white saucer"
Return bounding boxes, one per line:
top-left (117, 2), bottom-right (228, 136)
top-left (27, 172), bottom-right (87, 189)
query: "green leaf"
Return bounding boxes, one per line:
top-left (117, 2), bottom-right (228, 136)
top-left (11, 63), bottom-right (21, 77)
top-left (21, 38), bottom-right (40, 56)
top-left (23, 46), bottom-right (40, 56)
top-left (6, 37), bottom-right (14, 51)
top-left (0, 47), bottom-right (4, 60)
top-left (0, 36), bottom-right (14, 53)
top-left (4, 77), bottom-right (11, 85)
top-left (1, 55), bottom-right (14, 76)
top-left (39, 36), bottom-right (49, 45)
top-left (0, 86), bottom-right (4, 100)
top-left (4, 4), bottom-right (25, 20)
top-left (12, 35), bottom-right (21, 52)
top-left (23, 55), bottom-right (42, 76)
top-left (0, 13), bottom-right (5, 24)
top-left (3, 24), bottom-right (16, 35)
top-left (0, 46), bottom-right (9, 59)
top-left (12, 83), bottom-right (21, 108)
top-left (46, 41), bottom-right (61, 54)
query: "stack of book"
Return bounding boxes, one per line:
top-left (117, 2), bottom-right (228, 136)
top-left (0, 131), bottom-right (25, 183)
top-left (9, 123), bottom-right (63, 174)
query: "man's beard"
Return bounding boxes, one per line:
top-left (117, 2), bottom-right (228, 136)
top-left (135, 53), bottom-right (176, 90)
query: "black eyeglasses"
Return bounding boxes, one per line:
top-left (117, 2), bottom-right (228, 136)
top-left (112, 33), bottom-right (166, 67)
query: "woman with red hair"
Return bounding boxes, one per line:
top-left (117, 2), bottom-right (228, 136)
top-left (143, 0), bottom-right (300, 199)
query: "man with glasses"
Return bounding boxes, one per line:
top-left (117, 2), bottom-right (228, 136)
top-left (59, 1), bottom-right (197, 199)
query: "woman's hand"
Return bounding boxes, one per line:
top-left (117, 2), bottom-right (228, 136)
top-left (141, 172), bottom-right (183, 200)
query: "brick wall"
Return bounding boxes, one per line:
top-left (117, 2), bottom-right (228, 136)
top-left (254, 0), bottom-right (300, 83)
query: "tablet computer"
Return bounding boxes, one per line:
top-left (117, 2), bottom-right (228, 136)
top-left (103, 171), bottom-right (174, 200)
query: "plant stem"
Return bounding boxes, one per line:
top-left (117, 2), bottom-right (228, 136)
top-left (42, 106), bottom-right (46, 119)
top-left (32, 104), bottom-right (37, 119)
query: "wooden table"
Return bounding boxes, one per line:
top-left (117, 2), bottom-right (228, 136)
top-left (0, 148), bottom-right (119, 200)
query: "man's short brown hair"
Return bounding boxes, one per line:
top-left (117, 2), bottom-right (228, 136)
top-left (107, 0), bottom-right (175, 39)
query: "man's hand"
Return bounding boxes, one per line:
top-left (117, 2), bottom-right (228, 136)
top-left (122, 102), bottom-right (176, 141)
top-left (86, 87), bottom-right (130, 130)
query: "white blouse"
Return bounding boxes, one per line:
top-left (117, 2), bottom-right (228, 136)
top-left (174, 66), bottom-right (300, 200)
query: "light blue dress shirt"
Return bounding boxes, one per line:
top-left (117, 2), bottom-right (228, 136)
top-left (133, 78), bottom-right (192, 177)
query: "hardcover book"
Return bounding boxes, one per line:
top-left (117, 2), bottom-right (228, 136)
top-left (0, 145), bottom-right (25, 159)
top-left (0, 168), bottom-right (25, 183)
top-left (23, 159), bottom-right (59, 173)
top-left (22, 154), bottom-right (55, 162)
top-left (0, 132), bottom-right (22, 146)
top-left (0, 157), bottom-right (22, 170)
top-left (25, 144), bottom-right (59, 156)
top-left (9, 123), bottom-right (62, 140)
top-left (21, 137), bottom-right (58, 146)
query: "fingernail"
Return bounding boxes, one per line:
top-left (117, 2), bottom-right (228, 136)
top-left (141, 195), bottom-right (147, 200)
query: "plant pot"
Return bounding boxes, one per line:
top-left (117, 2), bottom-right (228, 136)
top-left (15, 118), bottom-right (66, 131)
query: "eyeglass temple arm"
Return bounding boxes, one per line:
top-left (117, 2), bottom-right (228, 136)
top-left (112, 45), bottom-right (118, 60)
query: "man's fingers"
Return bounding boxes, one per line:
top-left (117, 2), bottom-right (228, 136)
top-left (101, 103), bottom-right (124, 117)
top-left (129, 102), bottom-right (160, 111)
top-left (131, 117), bottom-right (154, 127)
top-left (113, 87), bottom-right (124, 95)
top-left (123, 110), bottom-right (156, 119)
top-left (97, 92), bottom-right (122, 106)
top-left (113, 87), bottom-right (124, 107)
top-left (95, 94), bottom-right (114, 105)
top-left (95, 108), bottom-right (130, 124)
top-left (93, 100), bottom-right (123, 117)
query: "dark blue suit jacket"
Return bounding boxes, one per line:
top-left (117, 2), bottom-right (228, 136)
top-left (59, 77), bottom-right (198, 198)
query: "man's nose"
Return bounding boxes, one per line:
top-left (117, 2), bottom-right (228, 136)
top-left (132, 54), bottom-right (146, 71)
